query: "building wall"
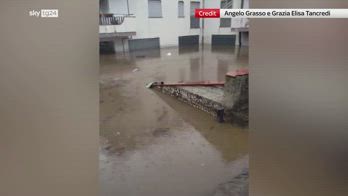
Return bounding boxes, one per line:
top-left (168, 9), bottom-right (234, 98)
top-left (132, 0), bottom-right (201, 47)
top-left (231, 0), bottom-right (249, 29)
top-left (108, 0), bottom-right (136, 15)
top-left (106, 0), bottom-right (246, 49)
top-left (204, 0), bottom-right (242, 45)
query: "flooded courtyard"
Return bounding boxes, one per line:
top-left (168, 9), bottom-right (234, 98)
top-left (100, 45), bottom-right (249, 196)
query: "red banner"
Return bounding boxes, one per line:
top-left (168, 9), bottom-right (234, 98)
top-left (195, 9), bottom-right (220, 18)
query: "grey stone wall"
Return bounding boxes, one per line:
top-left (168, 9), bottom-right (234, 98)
top-left (223, 74), bottom-right (249, 126)
top-left (153, 70), bottom-right (248, 126)
top-left (156, 86), bottom-right (224, 119)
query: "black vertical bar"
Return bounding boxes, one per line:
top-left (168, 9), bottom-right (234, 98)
top-left (126, 0), bottom-right (130, 15)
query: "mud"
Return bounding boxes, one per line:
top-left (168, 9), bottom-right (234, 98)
top-left (100, 45), bottom-right (249, 196)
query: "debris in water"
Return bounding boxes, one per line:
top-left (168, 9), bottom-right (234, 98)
top-left (132, 68), bottom-right (140, 72)
top-left (145, 82), bottom-right (155, 88)
top-left (152, 128), bottom-right (170, 137)
top-left (104, 145), bottom-right (112, 151)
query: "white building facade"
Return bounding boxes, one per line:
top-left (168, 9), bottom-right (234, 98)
top-left (99, 0), bottom-right (249, 53)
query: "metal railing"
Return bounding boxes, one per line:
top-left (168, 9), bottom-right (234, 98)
top-left (99, 13), bottom-right (137, 36)
top-left (99, 13), bottom-right (125, 25)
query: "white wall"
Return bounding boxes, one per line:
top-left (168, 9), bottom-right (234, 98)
top-left (231, 0), bottom-right (249, 29)
top-left (133, 0), bottom-right (201, 47)
top-left (204, 0), bottom-right (243, 45)
top-left (109, 0), bottom-right (136, 15)
top-left (107, 0), bottom-right (247, 48)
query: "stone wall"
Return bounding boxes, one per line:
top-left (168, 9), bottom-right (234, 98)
top-left (156, 86), bottom-right (224, 119)
top-left (153, 68), bottom-right (249, 126)
top-left (223, 69), bottom-right (249, 126)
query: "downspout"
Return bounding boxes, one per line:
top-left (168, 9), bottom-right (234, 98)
top-left (239, 0), bottom-right (244, 46)
top-left (201, 0), bottom-right (205, 48)
top-left (126, 0), bottom-right (130, 15)
top-left (125, 0), bottom-right (130, 54)
top-left (201, 0), bottom-right (205, 80)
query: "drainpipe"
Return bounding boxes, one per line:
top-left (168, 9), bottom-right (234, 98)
top-left (126, 0), bottom-right (130, 15)
top-left (239, 0), bottom-right (244, 47)
top-left (201, 0), bottom-right (205, 48)
top-left (201, 0), bottom-right (205, 80)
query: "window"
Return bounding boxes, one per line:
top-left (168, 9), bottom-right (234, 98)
top-left (148, 0), bottom-right (162, 18)
top-left (178, 1), bottom-right (185, 18)
top-left (190, 2), bottom-right (200, 28)
top-left (220, 0), bottom-right (233, 27)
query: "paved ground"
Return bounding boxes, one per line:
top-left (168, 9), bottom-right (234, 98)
top-left (181, 86), bottom-right (225, 103)
top-left (100, 45), bottom-right (249, 196)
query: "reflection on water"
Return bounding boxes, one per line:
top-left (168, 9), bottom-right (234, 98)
top-left (178, 45), bottom-right (199, 54)
top-left (211, 45), bottom-right (236, 54)
top-left (131, 48), bottom-right (161, 59)
top-left (218, 59), bottom-right (229, 81)
top-left (190, 58), bottom-right (200, 81)
top-left (100, 45), bottom-right (249, 196)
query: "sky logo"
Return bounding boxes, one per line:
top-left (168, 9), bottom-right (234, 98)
top-left (29, 9), bottom-right (59, 18)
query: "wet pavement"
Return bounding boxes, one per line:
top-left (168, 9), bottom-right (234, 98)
top-left (100, 45), bottom-right (249, 196)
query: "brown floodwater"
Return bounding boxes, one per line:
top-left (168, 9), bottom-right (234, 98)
top-left (100, 45), bottom-right (249, 196)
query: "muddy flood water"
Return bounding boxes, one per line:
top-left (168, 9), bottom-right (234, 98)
top-left (100, 45), bottom-right (249, 196)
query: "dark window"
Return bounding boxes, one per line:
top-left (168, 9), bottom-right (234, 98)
top-left (178, 1), bottom-right (185, 18)
top-left (190, 2), bottom-right (200, 28)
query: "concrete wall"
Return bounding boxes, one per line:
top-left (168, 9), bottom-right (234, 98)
top-left (224, 69), bottom-right (249, 125)
top-left (105, 0), bottom-right (247, 48)
top-left (99, 17), bottom-right (137, 33)
top-left (133, 0), bottom-right (201, 47)
top-left (241, 32), bottom-right (249, 46)
top-left (114, 39), bottom-right (129, 53)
